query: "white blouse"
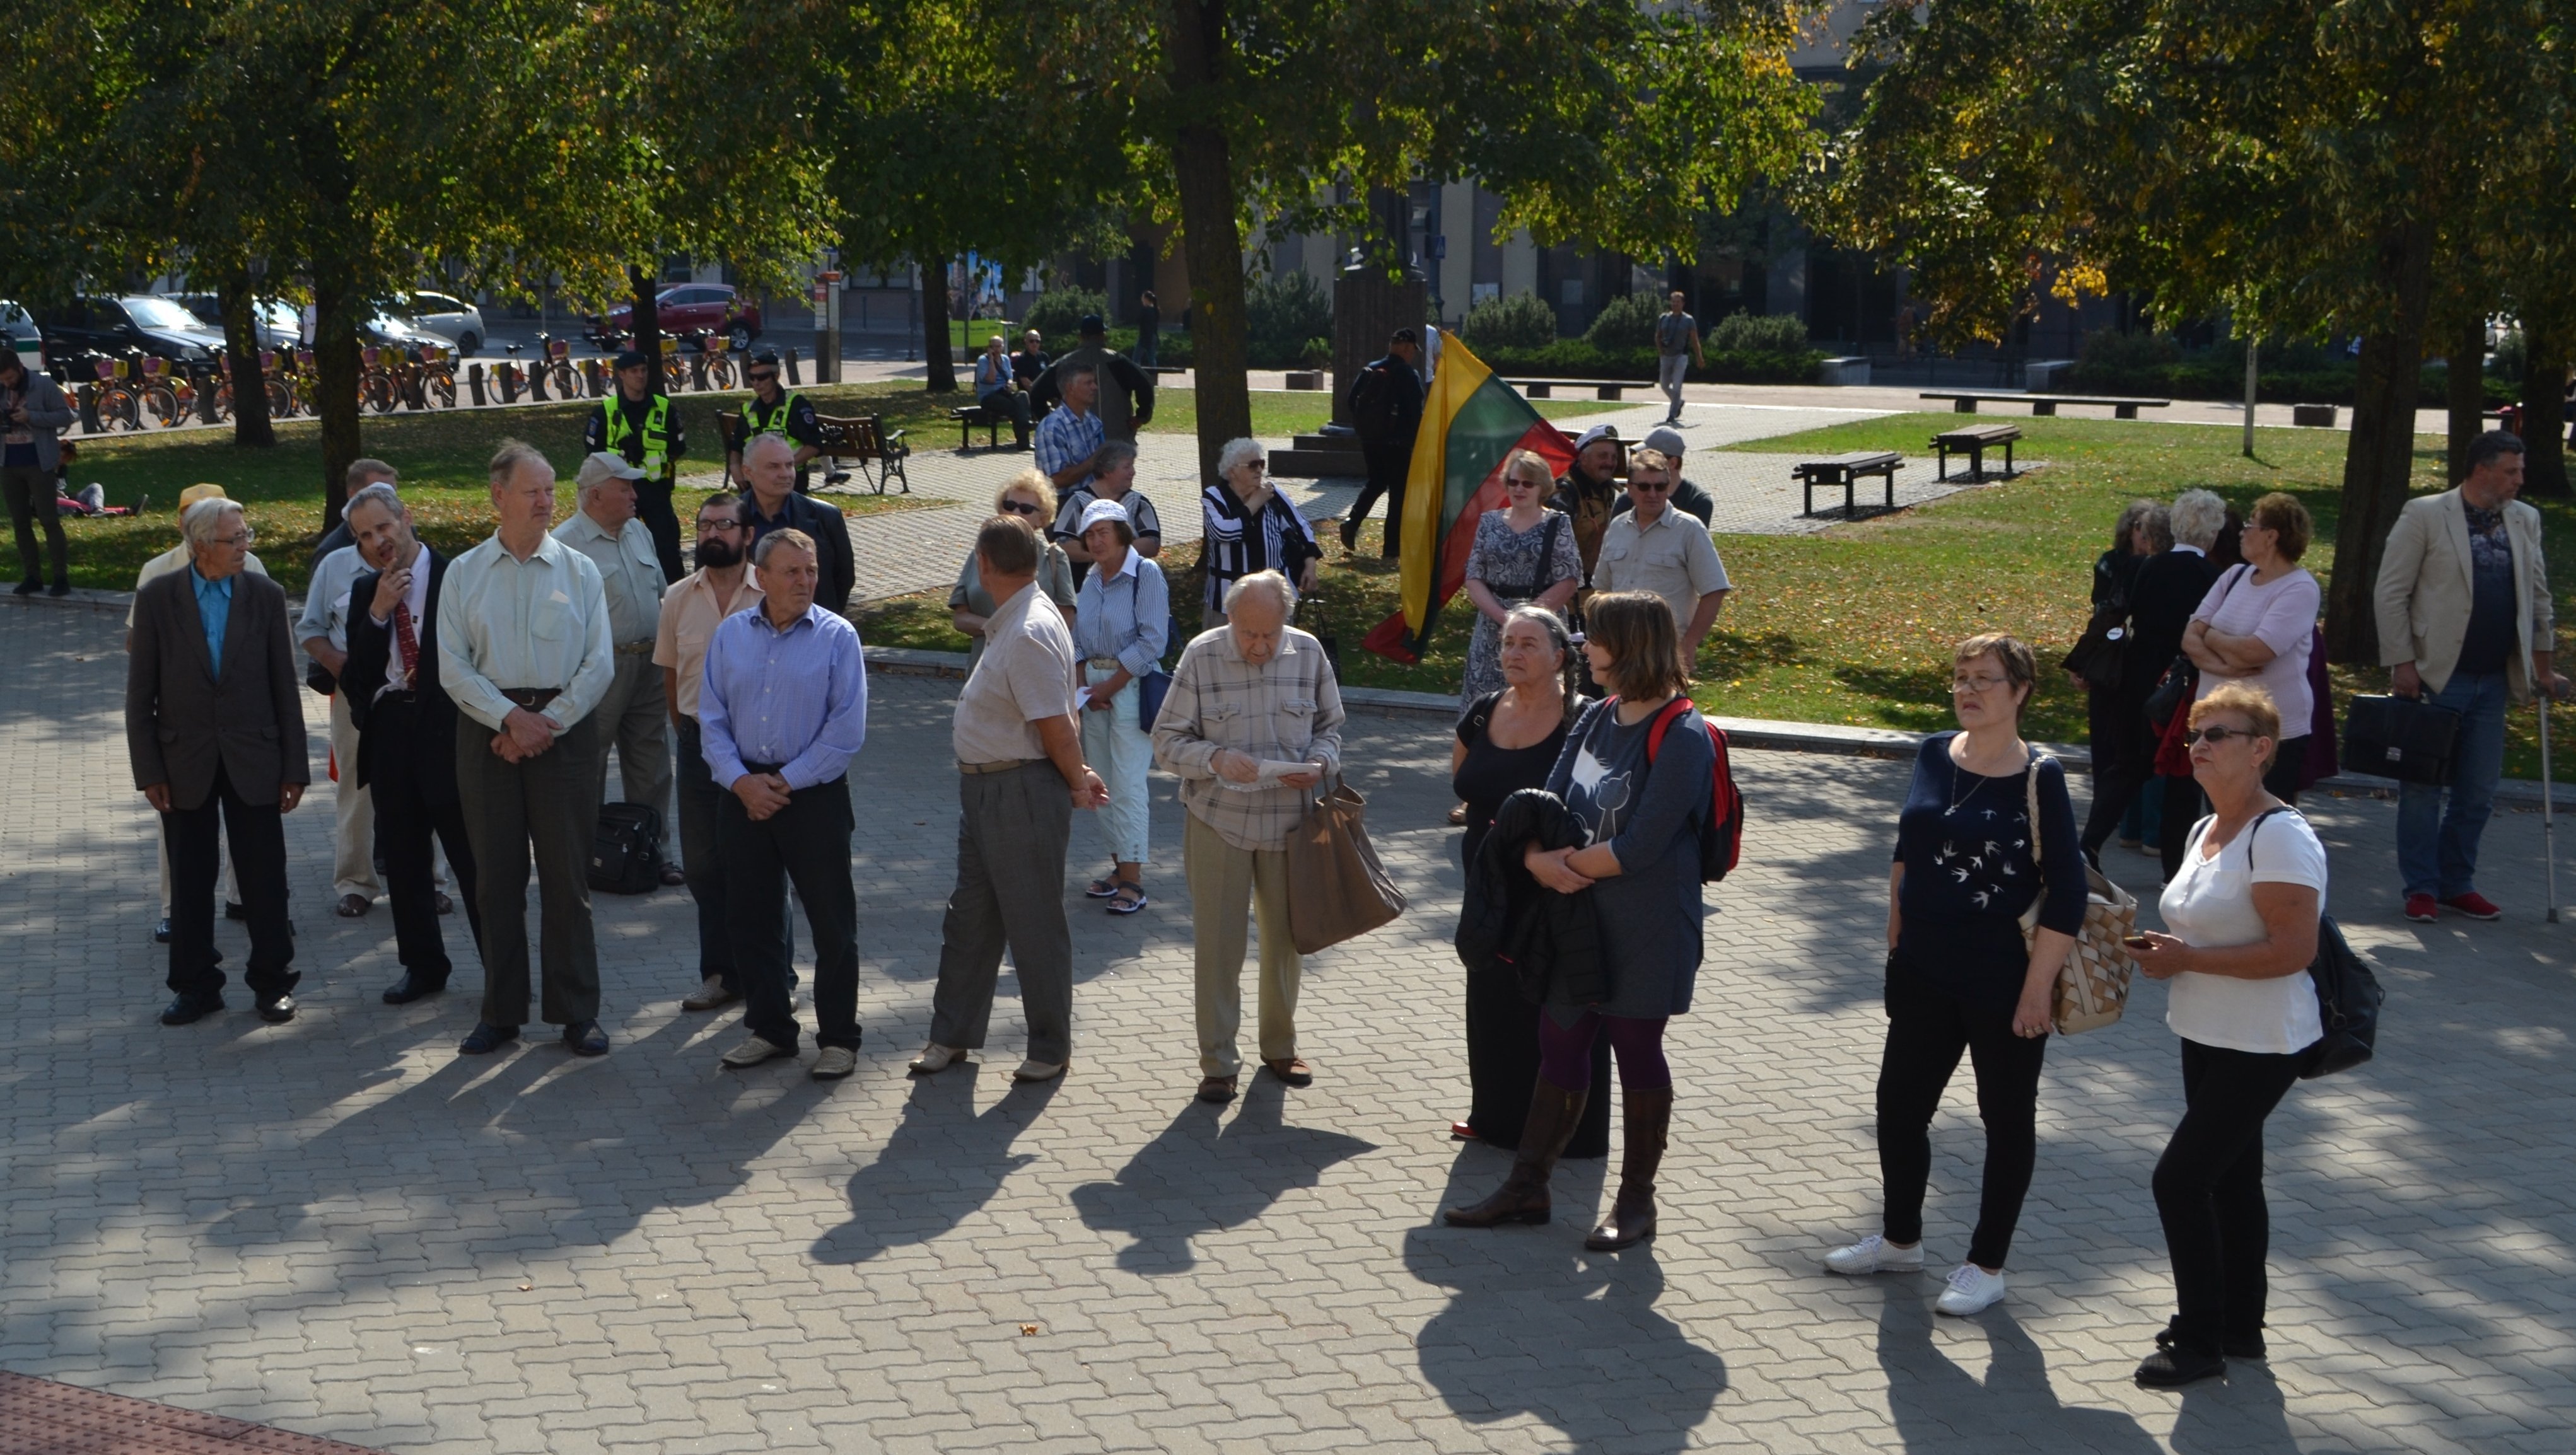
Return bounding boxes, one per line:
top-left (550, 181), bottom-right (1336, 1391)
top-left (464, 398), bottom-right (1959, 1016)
top-left (2159, 809), bottom-right (2327, 1055)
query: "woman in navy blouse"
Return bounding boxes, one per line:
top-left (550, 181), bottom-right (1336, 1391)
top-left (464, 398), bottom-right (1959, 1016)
top-left (1822, 633), bottom-right (2084, 1317)
top-left (1447, 592), bottom-right (1714, 1251)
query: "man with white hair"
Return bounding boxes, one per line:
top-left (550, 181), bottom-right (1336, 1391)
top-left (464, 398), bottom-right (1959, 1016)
top-left (554, 450), bottom-right (679, 885)
top-left (438, 441), bottom-right (617, 1057)
top-left (1151, 570), bottom-right (1346, 1104)
top-left (125, 496), bottom-right (311, 1026)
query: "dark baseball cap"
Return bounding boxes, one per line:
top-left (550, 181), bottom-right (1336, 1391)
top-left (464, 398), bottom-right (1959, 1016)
top-left (613, 349), bottom-right (650, 371)
top-left (1079, 314), bottom-right (1106, 335)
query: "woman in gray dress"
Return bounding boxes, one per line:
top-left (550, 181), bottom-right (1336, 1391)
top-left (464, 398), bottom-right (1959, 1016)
top-left (1447, 591), bottom-right (1714, 1251)
top-left (1459, 449), bottom-right (1584, 705)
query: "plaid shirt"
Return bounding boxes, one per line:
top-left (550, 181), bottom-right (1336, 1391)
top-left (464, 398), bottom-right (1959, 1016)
top-left (1032, 403), bottom-right (1105, 494)
top-left (1151, 624), bottom-right (1345, 852)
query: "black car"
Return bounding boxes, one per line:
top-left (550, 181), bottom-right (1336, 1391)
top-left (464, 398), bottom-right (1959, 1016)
top-left (37, 294), bottom-right (229, 368)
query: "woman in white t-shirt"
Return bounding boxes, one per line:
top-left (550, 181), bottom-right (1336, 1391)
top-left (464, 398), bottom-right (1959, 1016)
top-left (2127, 683), bottom-right (2326, 1391)
top-left (2183, 492), bottom-right (2320, 802)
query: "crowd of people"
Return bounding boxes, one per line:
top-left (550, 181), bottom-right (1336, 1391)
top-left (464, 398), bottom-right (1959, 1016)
top-left (104, 345), bottom-right (2563, 1396)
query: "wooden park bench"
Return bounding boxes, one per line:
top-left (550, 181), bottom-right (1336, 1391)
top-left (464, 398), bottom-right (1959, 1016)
top-left (1508, 377), bottom-right (1636, 402)
top-left (716, 409), bottom-right (911, 494)
top-left (1920, 390), bottom-right (2171, 420)
top-left (1932, 423), bottom-right (2022, 482)
top-left (1793, 451), bottom-right (1905, 519)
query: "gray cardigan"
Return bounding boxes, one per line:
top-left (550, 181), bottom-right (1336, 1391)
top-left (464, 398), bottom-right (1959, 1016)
top-left (1, 369), bottom-right (74, 472)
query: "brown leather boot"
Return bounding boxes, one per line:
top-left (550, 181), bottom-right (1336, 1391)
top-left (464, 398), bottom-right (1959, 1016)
top-left (1446, 1081), bottom-right (1589, 1227)
top-left (1586, 1086), bottom-right (1674, 1251)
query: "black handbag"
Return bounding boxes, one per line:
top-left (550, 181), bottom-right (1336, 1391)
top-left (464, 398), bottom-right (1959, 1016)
top-left (2341, 693), bottom-right (2463, 785)
top-left (587, 802), bottom-right (664, 895)
top-left (2143, 654), bottom-right (2195, 731)
top-left (2062, 600), bottom-right (2132, 692)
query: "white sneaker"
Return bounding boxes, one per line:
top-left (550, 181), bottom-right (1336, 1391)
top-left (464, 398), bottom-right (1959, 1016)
top-left (909, 1043), bottom-right (966, 1074)
top-left (810, 1046), bottom-right (858, 1081)
top-left (720, 1035), bottom-right (795, 1069)
top-left (1824, 1235), bottom-right (1925, 1275)
top-left (1935, 1263), bottom-right (2007, 1316)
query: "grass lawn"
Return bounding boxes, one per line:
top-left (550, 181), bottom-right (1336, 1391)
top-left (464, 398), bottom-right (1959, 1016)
top-left (865, 412), bottom-right (2574, 779)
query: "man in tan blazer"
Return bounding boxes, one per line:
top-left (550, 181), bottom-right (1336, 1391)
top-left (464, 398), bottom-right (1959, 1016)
top-left (126, 496), bottom-right (312, 1025)
top-left (2373, 430), bottom-right (2567, 923)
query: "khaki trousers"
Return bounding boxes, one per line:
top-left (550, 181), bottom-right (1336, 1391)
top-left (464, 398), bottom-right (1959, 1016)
top-left (1184, 812), bottom-right (1301, 1078)
top-left (327, 691), bottom-right (382, 900)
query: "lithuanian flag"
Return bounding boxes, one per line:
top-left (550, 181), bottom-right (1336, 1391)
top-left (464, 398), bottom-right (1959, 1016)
top-left (1360, 331), bottom-right (1576, 663)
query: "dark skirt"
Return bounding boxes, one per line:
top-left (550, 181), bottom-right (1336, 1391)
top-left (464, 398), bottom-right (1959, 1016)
top-left (1465, 957), bottom-right (1611, 1156)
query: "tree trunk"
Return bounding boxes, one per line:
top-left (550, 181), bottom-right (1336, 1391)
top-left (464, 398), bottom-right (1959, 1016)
top-left (2322, 224), bottom-right (2434, 666)
top-left (2445, 316), bottom-right (2486, 482)
top-left (312, 274), bottom-right (364, 532)
top-left (922, 252), bottom-right (957, 393)
top-left (1164, 0), bottom-right (1251, 486)
top-left (631, 264), bottom-right (664, 397)
top-left (2524, 320), bottom-right (2570, 497)
top-left (216, 272), bottom-right (275, 449)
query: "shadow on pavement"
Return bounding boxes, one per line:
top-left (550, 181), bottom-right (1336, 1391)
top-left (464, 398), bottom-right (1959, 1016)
top-left (810, 1065), bottom-right (1061, 1265)
top-left (1069, 1076), bottom-right (1374, 1273)
top-left (1872, 1281), bottom-right (2164, 1455)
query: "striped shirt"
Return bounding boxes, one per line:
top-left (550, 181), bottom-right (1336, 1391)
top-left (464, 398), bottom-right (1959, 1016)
top-left (1150, 624), bottom-right (1345, 852)
top-left (1199, 483), bottom-right (1320, 613)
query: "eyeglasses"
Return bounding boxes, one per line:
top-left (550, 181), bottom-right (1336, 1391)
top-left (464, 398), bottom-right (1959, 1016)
top-left (1000, 499), bottom-right (1042, 516)
top-left (210, 530), bottom-right (256, 548)
top-left (698, 517), bottom-right (745, 533)
top-left (1951, 674), bottom-right (2009, 693)
top-left (2183, 724), bottom-right (2260, 745)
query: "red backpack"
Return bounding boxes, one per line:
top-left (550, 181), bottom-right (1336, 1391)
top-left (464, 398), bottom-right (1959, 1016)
top-left (1626, 697), bottom-right (1746, 883)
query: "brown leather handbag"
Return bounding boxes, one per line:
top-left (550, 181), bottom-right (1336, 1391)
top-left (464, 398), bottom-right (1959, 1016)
top-left (1285, 780), bottom-right (1407, 954)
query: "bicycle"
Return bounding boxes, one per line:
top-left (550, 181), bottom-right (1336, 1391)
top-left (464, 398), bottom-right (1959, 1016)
top-left (681, 330), bottom-right (737, 391)
top-left (88, 356), bottom-right (141, 431)
top-left (412, 344), bottom-right (458, 409)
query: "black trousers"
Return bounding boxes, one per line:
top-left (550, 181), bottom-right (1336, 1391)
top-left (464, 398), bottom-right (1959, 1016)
top-left (164, 764), bottom-right (295, 1000)
top-left (3, 463), bottom-right (67, 586)
top-left (369, 697), bottom-right (482, 982)
top-left (718, 768), bottom-right (861, 1052)
top-left (2080, 688), bottom-right (2156, 859)
top-left (2154, 1038), bottom-right (2305, 1355)
top-left (1877, 950), bottom-right (2049, 1269)
top-left (635, 475), bottom-right (684, 584)
top-left (674, 717), bottom-right (736, 989)
top-left (1351, 438), bottom-right (1413, 559)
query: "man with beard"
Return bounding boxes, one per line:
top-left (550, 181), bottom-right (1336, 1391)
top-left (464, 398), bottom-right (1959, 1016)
top-left (653, 491), bottom-right (766, 1012)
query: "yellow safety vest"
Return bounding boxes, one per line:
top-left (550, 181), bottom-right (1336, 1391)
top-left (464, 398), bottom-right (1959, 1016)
top-left (602, 394), bottom-right (673, 482)
top-left (742, 389), bottom-right (801, 444)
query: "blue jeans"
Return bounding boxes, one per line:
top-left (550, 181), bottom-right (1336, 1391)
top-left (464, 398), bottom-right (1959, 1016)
top-left (2396, 670), bottom-right (2509, 898)
top-left (2119, 773), bottom-right (2165, 843)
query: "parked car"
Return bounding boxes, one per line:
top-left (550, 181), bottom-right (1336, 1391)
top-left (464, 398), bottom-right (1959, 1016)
top-left (361, 310), bottom-right (450, 355)
top-left (36, 295), bottom-right (227, 366)
top-left (1, 302), bottom-right (41, 370)
top-left (592, 284), bottom-right (761, 351)
top-left (168, 294), bottom-right (301, 351)
top-left (397, 292), bottom-right (486, 356)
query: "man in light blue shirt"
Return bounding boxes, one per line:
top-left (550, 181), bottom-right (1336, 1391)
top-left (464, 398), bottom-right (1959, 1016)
top-left (698, 527), bottom-right (870, 1080)
top-left (436, 441), bottom-right (618, 1058)
top-left (299, 533), bottom-right (387, 915)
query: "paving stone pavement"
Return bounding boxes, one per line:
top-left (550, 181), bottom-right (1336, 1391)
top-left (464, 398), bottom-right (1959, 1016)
top-left (6, 598), bottom-right (2572, 1455)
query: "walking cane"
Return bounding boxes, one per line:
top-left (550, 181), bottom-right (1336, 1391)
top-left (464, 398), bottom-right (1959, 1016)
top-left (2543, 690), bottom-right (2560, 924)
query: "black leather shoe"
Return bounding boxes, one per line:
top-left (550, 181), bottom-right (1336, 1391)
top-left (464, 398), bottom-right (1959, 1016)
top-left (459, 1022), bottom-right (521, 1055)
top-left (10, 579), bottom-right (34, 597)
top-left (382, 973), bottom-right (448, 1005)
top-left (160, 992), bottom-right (223, 1026)
top-left (563, 1019), bottom-right (610, 1057)
top-left (224, 901), bottom-right (247, 921)
top-left (256, 994), bottom-right (296, 1024)
top-left (46, 581), bottom-right (70, 598)
top-left (154, 917), bottom-right (172, 944)
top-left (2135, 1345), bottom-right (2226, 1389)
top-left (2157, 1320), bottom-right (2264, 1362)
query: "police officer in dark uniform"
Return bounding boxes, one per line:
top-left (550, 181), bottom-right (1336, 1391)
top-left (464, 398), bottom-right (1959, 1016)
top-left (1343, 328), bottom-right (1425, 559)
top-left (725, 350), bottom-right (824, 491)
top-left (583, 349), bottom-right (687, 581)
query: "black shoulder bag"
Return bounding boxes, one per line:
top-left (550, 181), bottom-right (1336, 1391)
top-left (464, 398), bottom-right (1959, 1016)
top-left (2246, 809), bottom-right (2383, 1077)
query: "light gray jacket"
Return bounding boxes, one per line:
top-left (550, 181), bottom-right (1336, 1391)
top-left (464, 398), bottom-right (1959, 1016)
top-left (2372, 488), bottom-right (2554, 700)
top-left (1, 369), bottom-right (74, 472)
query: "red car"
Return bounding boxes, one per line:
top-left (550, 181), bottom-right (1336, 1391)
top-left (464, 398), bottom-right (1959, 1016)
top-left (590, 284), bottom-right (762, 350)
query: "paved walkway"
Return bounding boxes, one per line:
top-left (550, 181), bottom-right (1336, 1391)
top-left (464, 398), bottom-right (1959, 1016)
top-left (4, 600), bottom-right (2568, 1454)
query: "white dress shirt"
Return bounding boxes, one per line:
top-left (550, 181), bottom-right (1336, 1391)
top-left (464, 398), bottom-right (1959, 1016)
top-left (434, 532), bottom-right (615, 732)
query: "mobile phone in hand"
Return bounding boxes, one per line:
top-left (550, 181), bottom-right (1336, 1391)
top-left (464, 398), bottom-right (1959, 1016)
top-left (2121, 935), bottom-right (2153, 949)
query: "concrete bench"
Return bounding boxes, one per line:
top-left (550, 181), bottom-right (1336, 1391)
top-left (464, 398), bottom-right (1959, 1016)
top-left (1507, 377), bottom-right (1634, 402)
top-left (1793, 451), bottom-right (1904, 518)
top-left (1932, 424), bottom-right (2021, 482)
top-left (1920, 390), bottom-right (2170, 420)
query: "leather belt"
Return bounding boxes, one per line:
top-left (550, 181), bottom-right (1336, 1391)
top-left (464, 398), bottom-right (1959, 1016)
top-left (957, 757), bottom-right (1042, 775)
top-left (1085, 657), bottom-right (1122, 670)
top-left (498, 687), bottom-right (561, 710)
top-left (615, 641), bottom-right (656, 657)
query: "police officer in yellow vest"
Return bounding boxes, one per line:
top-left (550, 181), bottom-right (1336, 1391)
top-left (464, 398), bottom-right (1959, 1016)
top-left (583, 349), bottom-right (687, 581)
top-left (725, 350), bottom-right (824, 493)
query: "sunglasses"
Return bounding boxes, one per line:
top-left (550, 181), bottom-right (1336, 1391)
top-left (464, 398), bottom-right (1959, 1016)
top-left (1629, 478), bottom-right (1673, 493)
top-left (1000, 500), bottom-right (1043, 516)
top-left (2183, 725), bottom-right (2261, 745)
top-left (749, 371), bottom-right (778, 383)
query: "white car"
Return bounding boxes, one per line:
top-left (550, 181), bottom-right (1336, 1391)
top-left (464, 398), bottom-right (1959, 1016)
top-left (399, 292), bottom-right (487, 356)
top-left (1, 301), bottom-right (39, 369)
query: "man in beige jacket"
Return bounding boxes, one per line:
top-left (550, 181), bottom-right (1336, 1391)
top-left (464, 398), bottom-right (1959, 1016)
top-left (2372, 430), bottom-right (2567, 923)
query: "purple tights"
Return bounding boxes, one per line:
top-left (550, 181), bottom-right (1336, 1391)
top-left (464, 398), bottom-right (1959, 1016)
top-left (1537, 1011), bottom-right (1671, 1093)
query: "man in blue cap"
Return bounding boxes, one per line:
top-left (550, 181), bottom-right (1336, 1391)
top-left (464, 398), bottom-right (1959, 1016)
top-left (582, 348), bottom-right (688, 581)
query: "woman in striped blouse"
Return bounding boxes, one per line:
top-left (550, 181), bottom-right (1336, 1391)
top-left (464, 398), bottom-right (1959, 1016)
top-left (1201, 438), bottom-right (1322, 625)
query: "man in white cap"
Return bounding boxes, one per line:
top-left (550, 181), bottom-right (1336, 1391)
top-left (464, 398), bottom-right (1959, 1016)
top-left (1609, 424), bottom-right (1715, 528)
top-left (554, 451), bottom-right (680, 884)
top-left (1550, 423), bottom-right (1628, 585)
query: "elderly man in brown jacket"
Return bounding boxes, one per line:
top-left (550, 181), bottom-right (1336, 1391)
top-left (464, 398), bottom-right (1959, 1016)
top-left (126, 496), bottom-right (312, 1026)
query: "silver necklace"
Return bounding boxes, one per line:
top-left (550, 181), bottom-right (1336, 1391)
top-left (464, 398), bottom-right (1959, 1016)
top-left (1945, 765), bottom-right (1986, 817)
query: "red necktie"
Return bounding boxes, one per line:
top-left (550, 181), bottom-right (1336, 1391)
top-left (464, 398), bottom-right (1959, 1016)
top-left (392, 601), bottom-right (421, 690)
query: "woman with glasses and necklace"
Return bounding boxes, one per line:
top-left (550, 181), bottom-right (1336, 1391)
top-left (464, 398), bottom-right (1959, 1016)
top-left (950, 470), bottom-right (1076, 669)
top-left (1822, 633), bottom-right (2083, 1317)
top-left (1202, 438), bottom-right (1320, 627)
top-left (2124, 683), bottom-right (2327, 1389)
